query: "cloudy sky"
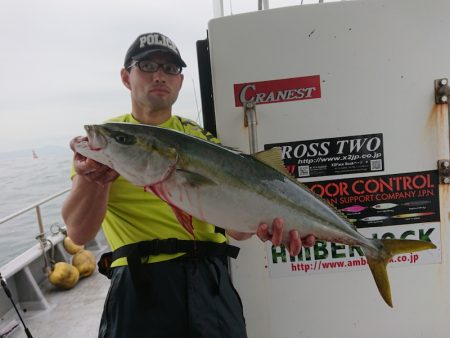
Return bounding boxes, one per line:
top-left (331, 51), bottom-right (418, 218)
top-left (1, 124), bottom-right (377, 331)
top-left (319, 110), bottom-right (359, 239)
top-left (0, 0), bottom-right (324, 153)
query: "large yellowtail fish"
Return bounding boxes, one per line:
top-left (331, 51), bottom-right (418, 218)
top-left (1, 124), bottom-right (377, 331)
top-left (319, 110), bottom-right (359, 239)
top-left (75, 122), bottom-right (436, 307)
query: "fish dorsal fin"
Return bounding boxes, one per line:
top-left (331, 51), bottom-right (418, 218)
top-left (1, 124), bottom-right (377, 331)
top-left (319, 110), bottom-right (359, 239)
top-left (252, 148), bottom-right (291, 176)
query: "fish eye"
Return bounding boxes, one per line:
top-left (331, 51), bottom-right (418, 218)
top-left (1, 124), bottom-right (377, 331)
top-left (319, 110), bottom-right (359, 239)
top-left (113, 132), bottom-right (136, 145)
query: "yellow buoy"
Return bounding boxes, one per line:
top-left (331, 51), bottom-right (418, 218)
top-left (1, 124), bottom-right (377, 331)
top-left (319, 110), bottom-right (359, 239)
top-left (72, 249), bottom-right (96, 277)
top-left (63, 236), bottom-right (84, 255)
top-left (48, 262), bottom-right (80, 289)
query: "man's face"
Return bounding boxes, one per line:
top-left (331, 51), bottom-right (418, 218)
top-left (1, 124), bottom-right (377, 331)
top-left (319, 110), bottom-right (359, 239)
top-left (123, 52), bottom-right (184, 112)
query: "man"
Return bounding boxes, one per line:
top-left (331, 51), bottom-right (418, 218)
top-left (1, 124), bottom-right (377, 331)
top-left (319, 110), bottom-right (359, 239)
top-left (62, 32), bottom-right (315, 338)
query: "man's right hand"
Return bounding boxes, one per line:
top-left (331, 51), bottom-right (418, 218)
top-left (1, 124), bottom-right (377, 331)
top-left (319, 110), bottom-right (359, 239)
top-left (63, 136), bottom-right (117, 244)
top-left (70, 136), bottom-right (119, 186)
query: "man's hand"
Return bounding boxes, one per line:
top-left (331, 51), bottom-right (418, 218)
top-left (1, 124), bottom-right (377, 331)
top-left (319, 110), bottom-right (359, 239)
top-left (70, 136), bottom-right (119, 186)
top-left (256, 217), bottom-right (316, 256)
top-left (226, 218), bottom-right (316, 257)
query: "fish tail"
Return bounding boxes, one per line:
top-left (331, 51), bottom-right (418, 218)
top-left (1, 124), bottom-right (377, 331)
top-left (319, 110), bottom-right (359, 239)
top-left (365, 239), bottom-right (436, 307)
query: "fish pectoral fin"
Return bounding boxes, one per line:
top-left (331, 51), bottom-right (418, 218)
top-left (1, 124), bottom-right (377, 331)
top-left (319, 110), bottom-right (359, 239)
top-left (170, 205), bottom-right (195, 238)
top-left (176, 169), bottom-right (216, 188)
top-left (366, 239), bottom-right (436, 307)
top-left (252, 148), bottom-right (291, 176)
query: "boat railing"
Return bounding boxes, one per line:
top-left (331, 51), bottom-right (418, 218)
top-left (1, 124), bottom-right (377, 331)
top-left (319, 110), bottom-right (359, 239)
top-left (0, 188), bottom-right (73, 280)
top-left (0, 187), bottom-right (108, 320)
top-left (0, 188), bottom-right (71, 235)
top-left (0, 188), bottom-right (73, 319)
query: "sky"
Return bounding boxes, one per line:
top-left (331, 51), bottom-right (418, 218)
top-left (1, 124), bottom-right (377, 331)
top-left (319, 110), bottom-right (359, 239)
top-left (0, 0), bottom-right (326, 154)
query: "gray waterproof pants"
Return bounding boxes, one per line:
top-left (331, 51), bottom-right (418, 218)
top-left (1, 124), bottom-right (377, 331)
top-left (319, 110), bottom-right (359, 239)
top-left (99, 256), bottom-right (247, 338)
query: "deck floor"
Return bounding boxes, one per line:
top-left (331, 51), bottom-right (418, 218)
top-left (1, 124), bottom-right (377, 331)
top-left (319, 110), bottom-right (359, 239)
top-left (7, 267), bottom-right (110, 338)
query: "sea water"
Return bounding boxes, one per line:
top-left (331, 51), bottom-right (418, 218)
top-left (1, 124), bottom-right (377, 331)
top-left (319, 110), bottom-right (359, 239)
top-left (0, 148), bottom-right (73, 267)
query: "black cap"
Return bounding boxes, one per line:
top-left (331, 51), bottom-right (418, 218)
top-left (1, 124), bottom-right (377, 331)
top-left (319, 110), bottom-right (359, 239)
top-left (124, 32), bottom-right (186, 68)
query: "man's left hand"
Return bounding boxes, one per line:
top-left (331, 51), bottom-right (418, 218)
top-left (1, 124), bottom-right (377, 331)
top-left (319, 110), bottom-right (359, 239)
top-left (226, 218), bottom-right (316, 257)
top-left (256, 217), bottom-right (315, 256)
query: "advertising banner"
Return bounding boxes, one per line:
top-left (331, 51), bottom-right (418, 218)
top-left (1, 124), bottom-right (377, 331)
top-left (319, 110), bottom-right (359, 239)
top-left (233, 75), bottom-right (321, 107)
top-left (267, 170), bottom-right (442, 277)
top-left (265, 133), bottom-right (384, 178)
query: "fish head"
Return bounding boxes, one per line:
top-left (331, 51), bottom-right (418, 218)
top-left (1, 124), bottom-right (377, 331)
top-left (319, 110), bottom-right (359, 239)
top-left (75, 123), bottom-right (178, 186)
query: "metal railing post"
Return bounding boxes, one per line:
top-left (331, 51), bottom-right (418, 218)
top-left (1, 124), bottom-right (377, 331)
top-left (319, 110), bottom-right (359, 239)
top-left (244, 101), bottom-right (258, 154)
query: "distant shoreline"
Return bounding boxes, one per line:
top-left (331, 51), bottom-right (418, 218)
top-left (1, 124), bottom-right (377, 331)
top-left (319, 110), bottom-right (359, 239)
top-left (0, 145), bottom-right (72, 160)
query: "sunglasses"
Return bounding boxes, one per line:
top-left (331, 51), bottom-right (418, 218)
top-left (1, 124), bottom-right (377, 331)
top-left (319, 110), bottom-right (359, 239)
top-left (128, 60), bottom-right (182, 75)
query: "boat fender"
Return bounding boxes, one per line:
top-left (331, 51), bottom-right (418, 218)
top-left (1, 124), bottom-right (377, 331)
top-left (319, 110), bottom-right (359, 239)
top-left (72, 250), bottom-right (96, 277)
top-left (63, 236), bottom-right (84, 255)
top-left (48, 262), bottom-right (80, 289)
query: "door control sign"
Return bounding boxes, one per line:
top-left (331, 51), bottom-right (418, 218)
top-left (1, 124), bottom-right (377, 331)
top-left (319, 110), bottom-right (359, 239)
top-left (267, 170), bottom-right (441, 278)
top-left (265, 133), bottom-right (384, 178)
top-left (304, 170), bottom-right (440, 228)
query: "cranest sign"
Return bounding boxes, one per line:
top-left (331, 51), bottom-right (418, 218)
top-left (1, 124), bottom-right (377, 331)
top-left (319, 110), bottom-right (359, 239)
top-left (234, 75), bottom-right (321, 106)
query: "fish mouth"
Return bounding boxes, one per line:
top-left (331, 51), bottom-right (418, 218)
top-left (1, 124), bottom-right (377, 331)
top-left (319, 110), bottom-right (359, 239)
top-left (84, 125), bottom-right (107, 151)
